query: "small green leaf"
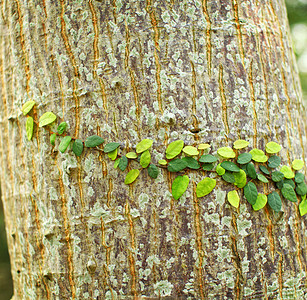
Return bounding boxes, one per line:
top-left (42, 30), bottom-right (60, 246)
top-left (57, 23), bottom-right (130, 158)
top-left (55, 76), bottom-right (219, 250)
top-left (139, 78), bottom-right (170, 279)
top-left (196, 177), bottom-right (216, 197)
top-left (217, 147), bottom-right (236, 158)
top-left (234, 169), bottom-right (247, 188)
top-left (39, 112), bottom-right (57, 127)
top-left (257, 174), bottom-right (269, 183)
top-left (267, 192), bottom-right (282, 212)
top-left (172, 175), bottom-right (190, 200)
top-left (295, 172), bottom-right (305, 184)
top-left (220, 161), bottom-right (240, 172)
top-left (202, 163), bottom-right (214, 171)
top-left (140, 150), bottom-right (151, 168)
top-left (136, 139), bottom-right (153, 153)
top-left (199, 154), bottom-right (218, 163)
top-left (247, 162), bottom-right (257, 179)
top-left (222, 172), bottom-right (235, 183)
top-left (22, 100), bottom-right (36, 115)
top-left (296, 182), bottom-right (307, 196)
top-left (114, 159), bottom-right (120, 169)
top-left (253, 194), bottom-right (267, 211)
top-left (50, 133), bottom-right (56, 145)
top-left (166, 140), bottom-right (184, 159)
top-left (280, 166), bottom-right (295, 179)
top-left (108, 148), bottom-right (118, 161)
top-left (216, 163), bottom-right (225, 176)
top-left (265, 141), bottom-right (282, 154)
top-left (182, 157), bottom-right (200, 169)
top-left (126, 152), bottom-right (138, 159)
top-left (59, 136), bottom-right (72, 153)
top-left (26, 116), bottom-right (34, 141)
top-left (268, 155), bottom-right (281, 169)
top-left (281, 184), bottom-right (297, 202)
top-left (182, 146), bottom-right (199, 156)
top-left (284, 179), bottom-right (295, 189)
top-left (167, 159), bottom-right (188, 172)
top-left (104, 142), bottom-right (121, 153)
top-left (158, 159), bottom-right (167, 165)
top-left (237, 153), bottom-right (252, 164)
top-left (57, 122), bottom-right (68, 134)
top-left (198, 143), bottom-right (210, 150)
top-left (84, 135), bottom-right (104, 147)
top-left (271, 171), bottom-right (284, 182)
top-left (124, 169), bottom-right (140, 184)
top-left (249, 148), bottom-right (268, 163)
top-left (118, 156), bottom-right (128, 171)
top-left (148, 164), bottom-right (159, 179)
top-left (227, 190), bottom-right (240, 208)
top-left (233, 139), bottom-right (249, 149)
top-left (244, 182), bottom-right (258, 205)
top-left (72, 139), bottom-right (83, 156)
top-left (259, 165), bottom-right (270, 175)
top-left (299, 198), bottom-right (307, 216)
top-left (276, 180), bottom-right (284, 190)
top-left (292, 159), bottom-right (304, 171)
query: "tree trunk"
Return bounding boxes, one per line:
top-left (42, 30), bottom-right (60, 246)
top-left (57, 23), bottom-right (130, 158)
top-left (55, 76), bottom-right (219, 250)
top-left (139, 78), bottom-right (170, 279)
top-left (1, 0), bottom-right (307, 298)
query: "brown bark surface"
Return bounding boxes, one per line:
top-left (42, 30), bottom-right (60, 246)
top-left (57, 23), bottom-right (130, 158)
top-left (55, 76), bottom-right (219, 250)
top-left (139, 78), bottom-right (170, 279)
top-left (0, 0), bottom-right (307, 299)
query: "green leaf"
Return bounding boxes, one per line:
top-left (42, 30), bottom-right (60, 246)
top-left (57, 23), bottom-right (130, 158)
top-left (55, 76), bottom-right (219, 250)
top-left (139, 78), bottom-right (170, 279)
top-left (257, 174), bottom-right (269, 183)
top-left (26, 116), bottom-right (34, 141)
top-left (216, 163), bottom-right (225, 176)
top-left (292, 159), bottom-right (304, 171)
top-left (59, 136), bottom-right (72, 153)
top-left (244, 182), bottom-right (258, 205)
top-left (267, 192), bottom-right (282, 212)
top-left (50, 133), bottom-right (56, 145)
top-left (126, 152), bottom-right (138, 159)
top-left (167, 159), bottom-right (188, 172)
top-left (281, 184), bottom-right (297, 202)
top-left (253, 194), bottom-right (267, 211)
top-left (202, 163), bottom-right (214, 171)
top-left (140, 150), bottom-right (151, 168)
top-left (158, 159), bottom-right (167, 165)
top-left (166, 140), bottom-right (184, 159)
top-left (296, 182), bottom-right (307, 196)
top-left (268, 155), bottom-right (281, 169)
top-left (217, 147), bottom-right (236, 158)
top-left (247, 162), bottom-right (257, 179)
top-left (148, 164), bottom-right (159, 179)
top-left (136, 139), bottom-right (153, 153)
top-left (182, 146), bottom-right (199, 156)
top-left (280, 166), bottom-right (295, 179)
top-left (276, 180), bottom-right (284, 190)
top-left (22, 100), bottom-right (36, 115)
top-left (249, 148), bottom-right (268, 163)
top-left (234, 169), bottom-right (247, 188)
top-left (284, 179), bottom-right (295, 189)
top-left (114, 159), bottom-right (120, 169)
top-left (172, 175), bottom-right (190, 200)
top-left (227, 190), bottom-right (240, 208)
top-left (198, 143), bottom-right (210, 150)
top-left (199, 154), bottom-right (218, 163)
top-left (124, 169), bottom-right (140, 184)
top-left (265, 141), bottom-right (282, 154)
top-left (295, 172), bottom-right (305, 184)
top-left (259, 165), bottom-right (270, 175)
top-left (182, 157), bottom-right (200, 169)
top-left (196, 177), bottom-right (216, 197)
top-left (299, 198), bottom-right (307, 216)
top-left (108, 148), bottom-right (118, 161)
top-left (118, 156), bottom-right (128, 171)
top-left (222, 172), bottom-right (235, 183)
top-left (233, 139), bottom-right (249, 149)
top-left (84, 135), bottom-right (104, 147)
top-left (104, 142), bottom-right (121, 153)
top-left (57, 122), bottom-right (68, 134)
top-left (237, 153), bottom-right (252, 164)
top-left (72, 139), bottom-right (83, 156)
top-left (39, 112), bottom-right (57, 127)
top-left (220, 161), bottom-right (240, 172)
top-left (271, 171), bottom-right (284, 182)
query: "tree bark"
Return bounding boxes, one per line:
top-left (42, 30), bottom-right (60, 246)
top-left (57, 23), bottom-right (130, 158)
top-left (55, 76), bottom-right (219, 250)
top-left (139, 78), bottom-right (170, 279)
top-left (0, 0), bottom-right (307, 299)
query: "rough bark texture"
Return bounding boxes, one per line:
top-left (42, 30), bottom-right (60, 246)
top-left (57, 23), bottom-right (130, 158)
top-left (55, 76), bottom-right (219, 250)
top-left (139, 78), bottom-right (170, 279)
top-left (0, 0), bottom-right (307, 299)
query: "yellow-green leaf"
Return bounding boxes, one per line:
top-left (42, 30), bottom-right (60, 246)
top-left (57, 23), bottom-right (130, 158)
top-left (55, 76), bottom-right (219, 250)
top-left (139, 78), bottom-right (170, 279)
top-left (227, 190), bottom-right (240, 208)
top-left (158, 159), bottom-right (167, 165)
top-left (233, 139), bottom-right (249, 149)
top-left (172, 175), bottom-right (189, 200)
top-left (26, 116), bottom-right (34, 141)
top-left (39, 112), bottom-right (57, 127)
top-left (217, 147), bottom-right (236, 158)
top-left (249, 148), bottom-right (268, 163)
top-left (265, 141), bottom-right (282, 154)
top-left (182, 146), bottom-right (199, 156)
top-left (166, 140), bottom-right (184, 159)
top-left (136, 139), bottom-right (153, 153)
top-left (299, 197), bottom-right (307, 216)
top-left (292, 159), bottom-right (304, 171)
top-left (216, 163), bottom-right (225, 176)
top-left (234, 169), bottom-right (247, 188)
top-left (50, 133), bottom-right (56, 145)
top-left (253, 194), bottom-right (267, 211)
top-left (280, 166), bottom-right (295, 179)
top-left (124, 169), bottom-right (140, 184)
top-left (22, 100), bottom-right (36, 115)
top-left (196, 177), bottom-right (216, 198)
top-left (140, 150), bottom-right (151, 168)
top-left (59, 136), bottom-right (72, 153)
top-left (108, 148), bottom-right (118, 161)
top-left (198, 143), bottom-right (210, 150)
top-left (126, 152), bottom-right (138, 159)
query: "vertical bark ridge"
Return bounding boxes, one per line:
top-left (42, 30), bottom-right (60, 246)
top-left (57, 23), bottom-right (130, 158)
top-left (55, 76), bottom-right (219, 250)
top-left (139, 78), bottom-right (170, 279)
top-left (264, 207), bottom-right (275, 260)
top-left (190, 61), bottom-right (199, 132)
top-left (201, 0), bottom-right (212, 76)
top-left (277, 250), bottom-right (284, 300)
top-left (248, 62), bottom-right (258, 148)
top-left (88, 0), bottom-right (99, 78)
top-left (99, 78), bottom-right (109, 122)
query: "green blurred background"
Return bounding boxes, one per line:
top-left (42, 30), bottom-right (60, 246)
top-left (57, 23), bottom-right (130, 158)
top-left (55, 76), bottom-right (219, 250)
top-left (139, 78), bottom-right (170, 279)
top-left (0, 2), bottom-right (306, 298)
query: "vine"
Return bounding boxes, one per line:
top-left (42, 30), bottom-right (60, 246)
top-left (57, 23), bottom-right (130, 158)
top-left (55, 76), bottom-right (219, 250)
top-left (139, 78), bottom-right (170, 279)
top-left (22, 100), bottom-right (307, 216)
